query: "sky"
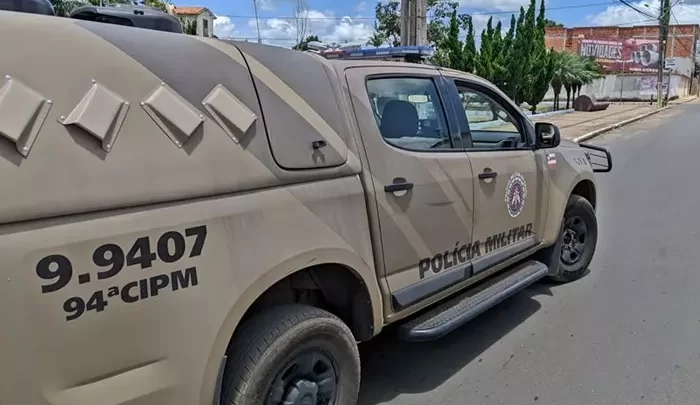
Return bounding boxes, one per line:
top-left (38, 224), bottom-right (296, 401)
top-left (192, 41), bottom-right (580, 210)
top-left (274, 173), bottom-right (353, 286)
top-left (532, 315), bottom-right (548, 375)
top-left (203, 0), bottom-right (700, 48)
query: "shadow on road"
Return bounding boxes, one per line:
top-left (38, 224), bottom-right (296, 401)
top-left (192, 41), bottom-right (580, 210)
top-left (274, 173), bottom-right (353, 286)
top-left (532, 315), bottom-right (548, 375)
top-left (357, 281), bottom-right (557, 405)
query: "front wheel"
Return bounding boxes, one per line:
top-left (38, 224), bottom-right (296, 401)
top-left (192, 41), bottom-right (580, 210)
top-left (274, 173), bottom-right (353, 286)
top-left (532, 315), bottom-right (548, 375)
top-left (221, 304), bottom-right (361, 405)
top-left (549, 194), bottom-right (598, 283)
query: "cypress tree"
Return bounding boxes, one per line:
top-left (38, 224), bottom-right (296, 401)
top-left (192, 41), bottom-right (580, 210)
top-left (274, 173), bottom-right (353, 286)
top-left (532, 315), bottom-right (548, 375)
top-left (495, 14), bottom-right (516, 93)
top-left (463, 15), bottom-right (477, 73)
top-left (443, 9), bottom-right (464, 71)
top-left (507, 7), bottom-right (528, 101)
top-left (476, 17), bottom-right (495, 81)
top-left (527, 0), bottom-right (555, 112)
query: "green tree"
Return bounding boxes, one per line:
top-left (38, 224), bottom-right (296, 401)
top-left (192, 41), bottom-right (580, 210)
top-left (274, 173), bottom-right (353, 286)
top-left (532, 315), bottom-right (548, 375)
top-left (525, 0), bottom-right (555, 113)
top-left (550, 52), bottom-right (603, 110)
top-left (441, 8), bottom-right (464, 70)
top-left (51, 0), bottom-right (170, 16)
top-left (373, 1), bottom-right (401, 47)
top-left (550, 51), bottom-right (571, 110)
top-left (569, 56), bottom-right (603, 104)
top-left (544, 18), bottom-right (563, 28)
top-left (143, 0), bottom-right (169, 12)
top-left (293, 35), bottom-right (320, 51)
top-left (427, 0), bottom-right (459, 45)
top-left (491, 14), bottom-right (516, 92)
top-left (371, 0), bottom-right (459, 48)
top-left (367, 22), bottom-right (387, 47)
top-left (461, 15), bottom-right (477, 73)
top-left (475, 17), bottom-right (494, 81)
top-left (181, 19), bottom-right (197, 35)
top-left (50, 0), bottom-right (83, 16)
top-left (506, 6), bottom-right (529, 102)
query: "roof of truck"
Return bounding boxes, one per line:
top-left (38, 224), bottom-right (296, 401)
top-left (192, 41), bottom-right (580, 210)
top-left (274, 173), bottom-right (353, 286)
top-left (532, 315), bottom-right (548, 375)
top-left (310, 54), bottom-right (496, 89)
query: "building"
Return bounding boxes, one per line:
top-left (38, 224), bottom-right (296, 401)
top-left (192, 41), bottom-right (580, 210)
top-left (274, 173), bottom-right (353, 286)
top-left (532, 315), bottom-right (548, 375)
top-left (167, 5), bottom-right (216, 37)
top-left (545, 24), bottom-right (700, 100)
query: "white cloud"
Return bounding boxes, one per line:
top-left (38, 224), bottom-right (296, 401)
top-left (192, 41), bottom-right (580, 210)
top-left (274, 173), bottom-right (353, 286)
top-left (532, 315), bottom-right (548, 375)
top-left (214, 16), bottom-right (237, 38)
top-left (458, 0), bottom-right (528, 12)
top-left (246, 9), bottom-right (373, 47)
top-left (257, 0), bottom-right (276, 11)
top-left (355, 1), bottom-right (368, 12)
top-left (589, 0), bottom-right (700, 26)
top-left (328, 16), bottom-right (374, 44)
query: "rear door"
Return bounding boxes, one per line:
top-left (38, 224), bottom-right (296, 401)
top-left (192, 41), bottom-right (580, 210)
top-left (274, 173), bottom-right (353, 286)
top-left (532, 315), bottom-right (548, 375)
top-left (345, 65), bottom-right (477, 313)
top-left (442, 76), bottom-right (543, 275)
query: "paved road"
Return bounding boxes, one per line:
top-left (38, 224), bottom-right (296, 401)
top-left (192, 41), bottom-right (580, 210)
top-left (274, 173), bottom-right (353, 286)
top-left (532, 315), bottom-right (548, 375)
top-left (358, 102), bottom-right (700, 405)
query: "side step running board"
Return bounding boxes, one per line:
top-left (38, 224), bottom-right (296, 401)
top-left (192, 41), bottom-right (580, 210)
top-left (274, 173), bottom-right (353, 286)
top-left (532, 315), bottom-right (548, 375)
top-left (398, 260), bottom-right (548, 342)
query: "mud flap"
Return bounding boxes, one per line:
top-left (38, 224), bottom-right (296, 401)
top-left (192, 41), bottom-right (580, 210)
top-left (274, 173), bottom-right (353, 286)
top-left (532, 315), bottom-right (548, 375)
top-left (536, 220), bottom-right (565, 277)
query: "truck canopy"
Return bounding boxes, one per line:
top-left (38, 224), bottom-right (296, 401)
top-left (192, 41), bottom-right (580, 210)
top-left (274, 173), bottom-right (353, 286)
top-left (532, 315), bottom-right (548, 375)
top-left (0, 0), bottom-right (54, 15)
top-left (0, 12), bottom-right (358, 224)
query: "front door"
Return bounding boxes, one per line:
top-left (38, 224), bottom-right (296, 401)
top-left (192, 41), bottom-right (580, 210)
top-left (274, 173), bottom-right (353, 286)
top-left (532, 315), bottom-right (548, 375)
top-left (447, 78), bottom-right (541, 275)
top-left (345, 66), bottom-right (477, 312)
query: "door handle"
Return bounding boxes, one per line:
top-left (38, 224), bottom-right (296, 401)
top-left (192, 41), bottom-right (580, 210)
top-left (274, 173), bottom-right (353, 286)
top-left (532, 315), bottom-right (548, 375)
top-left (385, 181), bottom-right (414, 192)
top-left (478, 169), bottom-right (498, 180)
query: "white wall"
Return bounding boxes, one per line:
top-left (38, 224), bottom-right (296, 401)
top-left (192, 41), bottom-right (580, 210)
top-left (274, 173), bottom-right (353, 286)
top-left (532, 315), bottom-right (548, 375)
top-left (543, 73), bottom-right (691, 102)
top-left (178, 13), bottom-right (215, 37)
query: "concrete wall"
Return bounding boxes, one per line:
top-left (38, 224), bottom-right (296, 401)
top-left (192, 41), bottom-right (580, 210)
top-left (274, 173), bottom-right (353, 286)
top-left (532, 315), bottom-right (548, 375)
top-left (546, 24), bottom-right (699, 60)
top-left (543, 73), bottom-right (691, 102)
top-left (176, 13), bottom-right (215, 37)
top-left (545, 24), bottom-right (699, 78)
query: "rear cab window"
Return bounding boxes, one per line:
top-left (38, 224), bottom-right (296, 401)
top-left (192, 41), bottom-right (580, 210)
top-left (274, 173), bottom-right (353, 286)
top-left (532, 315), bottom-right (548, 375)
top-left (366, 77), bottom-right (461, 151)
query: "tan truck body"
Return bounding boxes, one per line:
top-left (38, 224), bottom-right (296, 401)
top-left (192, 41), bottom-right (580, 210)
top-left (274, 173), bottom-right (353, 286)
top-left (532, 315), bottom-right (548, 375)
top-left (0, 11), bottom-right (608, 405)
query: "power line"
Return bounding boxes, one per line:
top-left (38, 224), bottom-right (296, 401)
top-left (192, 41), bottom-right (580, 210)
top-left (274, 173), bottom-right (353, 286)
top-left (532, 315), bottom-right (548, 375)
top-left (670, 8), bottom-right (694, 56)
top-left (220, 17), bottom-right (667, 43)
top-left (219, 1), bottom-right (619, 21)
top-left (616, 0), bottom-right (658, 19)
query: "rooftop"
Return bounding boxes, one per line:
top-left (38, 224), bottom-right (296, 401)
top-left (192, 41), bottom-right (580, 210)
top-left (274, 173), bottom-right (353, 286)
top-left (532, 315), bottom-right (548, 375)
top-left (170, 6), bottom-right (212, 15)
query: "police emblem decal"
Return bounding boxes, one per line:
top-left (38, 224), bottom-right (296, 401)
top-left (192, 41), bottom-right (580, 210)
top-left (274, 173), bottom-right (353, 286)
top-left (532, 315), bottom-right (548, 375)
top-left (505, 172), bottom-right (527, 218)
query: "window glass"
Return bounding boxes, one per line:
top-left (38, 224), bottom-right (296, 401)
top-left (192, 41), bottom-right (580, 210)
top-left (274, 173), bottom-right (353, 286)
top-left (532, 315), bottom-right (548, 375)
top-left (366, 77), bottom-right (456, 151)
top-left (456, 84), bottom-right (526, 149)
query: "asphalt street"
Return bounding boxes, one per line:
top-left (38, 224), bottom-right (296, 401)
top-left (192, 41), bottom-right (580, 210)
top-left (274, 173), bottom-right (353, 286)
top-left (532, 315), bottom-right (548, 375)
top-left (358, 101), bottom-right (700, 405)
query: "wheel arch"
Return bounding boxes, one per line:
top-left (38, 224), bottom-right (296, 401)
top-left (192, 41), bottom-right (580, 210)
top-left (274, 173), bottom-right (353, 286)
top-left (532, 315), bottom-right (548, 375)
top-left (571, 179), bottom-right (596, 209)
top-left (541, 172), bottom-right (597, 247)
top-left (538, 175), bottom-right (598, 274)
top-left (198, 248), bottom-right (382, 405)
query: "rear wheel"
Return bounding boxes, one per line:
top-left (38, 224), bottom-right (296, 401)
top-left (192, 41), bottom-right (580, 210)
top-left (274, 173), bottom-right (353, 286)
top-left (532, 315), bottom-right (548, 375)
top-left (549, 195), bottom-right (598, 283)
top-left (222, 304), bottom-right (361, 405)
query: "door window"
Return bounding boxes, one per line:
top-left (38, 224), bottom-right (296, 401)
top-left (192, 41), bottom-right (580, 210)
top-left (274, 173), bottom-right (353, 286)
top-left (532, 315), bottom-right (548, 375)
top-left (366, 77), bottom-right (457, 151)
top-left (455, 83), bottom-right (526, 150)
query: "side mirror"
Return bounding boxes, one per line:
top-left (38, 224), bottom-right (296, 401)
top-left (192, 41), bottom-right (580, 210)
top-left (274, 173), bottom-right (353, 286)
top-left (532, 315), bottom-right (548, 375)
top-left (535, 122), bottom-right (561, 148)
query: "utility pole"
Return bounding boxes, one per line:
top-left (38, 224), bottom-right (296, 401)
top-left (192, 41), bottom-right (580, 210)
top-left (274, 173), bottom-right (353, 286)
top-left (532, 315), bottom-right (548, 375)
top-left (657, 0), bottom-right (671, 106)
top-left (252, 0), bottom-right (262, 43)
top-left (400, 0), bottom-right (427, 46)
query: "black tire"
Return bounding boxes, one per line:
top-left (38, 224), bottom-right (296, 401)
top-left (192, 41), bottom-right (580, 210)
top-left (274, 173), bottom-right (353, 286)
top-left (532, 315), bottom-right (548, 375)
top-left (221, 304), bottom-right (361, 405)
top-left (548, 194), bottom-right (598, 283)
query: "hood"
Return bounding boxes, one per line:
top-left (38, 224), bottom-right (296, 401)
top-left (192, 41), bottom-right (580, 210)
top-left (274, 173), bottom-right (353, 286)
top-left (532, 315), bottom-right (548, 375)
top-left (558, 138), bottom-right (579, 148)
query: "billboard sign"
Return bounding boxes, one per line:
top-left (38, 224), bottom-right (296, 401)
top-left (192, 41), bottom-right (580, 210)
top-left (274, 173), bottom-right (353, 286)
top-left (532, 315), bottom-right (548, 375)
top-left (579, 37), bottom-right (661, 72)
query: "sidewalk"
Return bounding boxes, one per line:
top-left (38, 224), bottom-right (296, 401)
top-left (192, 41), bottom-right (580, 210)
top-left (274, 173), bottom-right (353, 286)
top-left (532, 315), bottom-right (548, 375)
top-left (529, 95), bottom-right (698, 141)
top-left (529, 104), bottom-right (659, 140)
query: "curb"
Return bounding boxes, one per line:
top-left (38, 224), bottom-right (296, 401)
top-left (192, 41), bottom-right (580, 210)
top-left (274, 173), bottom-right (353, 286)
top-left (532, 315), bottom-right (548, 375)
top-left (572, 106), bottom-right (670, 143)
top-left (473, 108), bottom-right (575, 130)
top-left (527, 108), bottom-right (575, 119)
top-left (669, 95), bottom-right (698, 105)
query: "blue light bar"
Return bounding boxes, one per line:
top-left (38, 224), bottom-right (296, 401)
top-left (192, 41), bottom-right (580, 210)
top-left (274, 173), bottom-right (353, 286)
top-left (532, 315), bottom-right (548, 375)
top-left (338, 45), bottom-right (435, 60)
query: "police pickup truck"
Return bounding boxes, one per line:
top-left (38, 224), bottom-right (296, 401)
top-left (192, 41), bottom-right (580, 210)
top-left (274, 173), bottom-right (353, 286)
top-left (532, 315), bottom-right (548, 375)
top-left (0, 12), bottom-right (611, 405)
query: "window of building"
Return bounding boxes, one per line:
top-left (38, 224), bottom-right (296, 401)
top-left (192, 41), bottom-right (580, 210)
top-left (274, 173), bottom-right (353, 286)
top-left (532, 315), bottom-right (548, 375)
top-left (203, 18), bottom-right (209, 36)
